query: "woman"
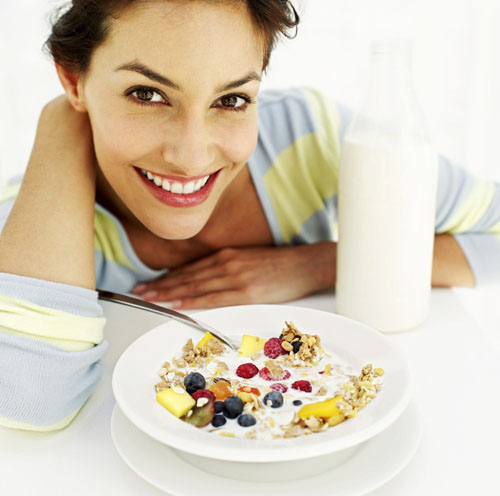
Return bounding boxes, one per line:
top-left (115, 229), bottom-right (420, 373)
top-left (0, 0), bottom-right (497, 431)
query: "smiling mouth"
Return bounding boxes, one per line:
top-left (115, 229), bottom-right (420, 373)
top-left (140, 168), bottom-right (212, 195)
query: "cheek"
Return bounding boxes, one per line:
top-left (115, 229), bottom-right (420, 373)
top-left (88, 106), bottom-right (159, 170)
top-left (217, 117), bottom-right (258, 165)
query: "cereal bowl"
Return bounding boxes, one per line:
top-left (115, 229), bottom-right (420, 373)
top-left (112, 304), bottom-right (411, 463)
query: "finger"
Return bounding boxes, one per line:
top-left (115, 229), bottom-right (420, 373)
top-left (132, 254), bottom-right (229, 295)
top-left (168, 251), bottom-right (225, 275)
top-left (168, 247), bottom-right (240, 276)
top-left (172, 289), bottom-right (250, 310)
top-left (135, 264), bottom-right (232, 296)
top-left (142, 274), bottom-right (239, 302)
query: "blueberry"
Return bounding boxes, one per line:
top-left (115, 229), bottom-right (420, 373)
top-left (223, 395), bottom-right (244, 419)
top-left (211, 414), bottom-right (227, 428)
top-left (214, 401), bottom-right (224, 414)
top-left (293, 400), bottom-right (303, 406)
top-left (237, 414), bottom-right (257, 427)
top-left (263, 391), bottom-right (284, 408)
top-left (292, 340), bottom-right (302, 354)
top-left (184, 372), bottom-right (206, 394)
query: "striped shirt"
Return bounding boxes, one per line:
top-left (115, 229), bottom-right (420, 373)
top-left (1, 86), bottom-right (499, 431)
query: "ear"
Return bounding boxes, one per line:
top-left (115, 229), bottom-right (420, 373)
top-left (55, 63), bottom-right (87, 112)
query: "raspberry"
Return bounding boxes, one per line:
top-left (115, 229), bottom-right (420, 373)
top-left (236, 363), bottom-right (259, 379)
top-left (291, 380), bottom-right (312, 393)
top-left (191, 389), bottom-right (216, 402)
top-left (259, 367), bottom-right (291, 381)
top-left (263, 338), bottom-right (287, 359)
top-left (270, 383), bottom-right (288, 393)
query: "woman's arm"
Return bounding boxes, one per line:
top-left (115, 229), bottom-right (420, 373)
top-left (0, 96), bottom-right (96, 288)
top-left (131, 233), bottom-right (474, 309)
top-left (0, 96), bottom-right (108, 432)
top-left (432, 233), bottom-right (475, 287)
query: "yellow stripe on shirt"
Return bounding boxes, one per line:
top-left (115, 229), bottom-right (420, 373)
top-left (0, 294), bottom-right (105, 351)
top-left (441, 179), bottom-right (496, 234)
top-left (94, 209), bottom-right (135, 270)
top-left (0, 408), bottom-right (80, 432)
top-left (264, 89), bottom-right (341, 243)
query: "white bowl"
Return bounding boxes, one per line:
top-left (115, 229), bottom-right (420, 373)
top-left (112, 304), bottom-right (411, 463)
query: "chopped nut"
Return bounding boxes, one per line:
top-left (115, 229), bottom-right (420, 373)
top-left (316, 386), bottom-right (328, 396)
top-left (362, 364), bottom-right (373, 376)
top-left (154, 381), bottom-right (168, 392)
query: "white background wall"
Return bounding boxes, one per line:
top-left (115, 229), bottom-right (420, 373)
top-left (0, 0), bottom-right (499, 184)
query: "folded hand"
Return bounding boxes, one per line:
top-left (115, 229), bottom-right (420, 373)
top-left (132, 243), bottom-right (336, 309)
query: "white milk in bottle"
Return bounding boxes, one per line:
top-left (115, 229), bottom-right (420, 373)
top-left (335, 40), bottom-right (438, 332)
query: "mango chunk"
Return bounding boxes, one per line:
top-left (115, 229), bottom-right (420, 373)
top-left (196, 331), bottom-right (215, 348)
top-left (238, 334), bottom-right (267, 357)
top-left (298, 396), bottom-right (344, 419)
top-left (156, 388), bottom-right (195, 418)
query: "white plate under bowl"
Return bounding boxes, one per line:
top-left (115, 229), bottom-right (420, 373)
top-left (112, 304), bottom-right (411, 462)
top-left (111, 399), bottom-right (422, 496)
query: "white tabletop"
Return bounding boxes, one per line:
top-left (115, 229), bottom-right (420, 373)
top-left (1, 287), bottom-right (499, 496)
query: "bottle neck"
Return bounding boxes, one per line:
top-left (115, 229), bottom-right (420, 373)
top-left (345, 40), bottom-right (432, 145)
top-left (368, 47), bottom-right (414, 96)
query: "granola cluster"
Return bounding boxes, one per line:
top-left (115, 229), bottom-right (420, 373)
top-left (155, 337), bottom-right (225, 392)
top-left (279, 321), bottom-right (323, 365)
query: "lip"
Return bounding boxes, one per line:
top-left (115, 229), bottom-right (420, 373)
top-left (135, 167), bottom-right (219, 208)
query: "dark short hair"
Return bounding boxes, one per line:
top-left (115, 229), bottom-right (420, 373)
top-left (45, 0), bottom-right (300, 74)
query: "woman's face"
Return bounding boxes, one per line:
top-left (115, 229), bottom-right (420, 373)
top-left (80, 0), bottom-right (263, 239)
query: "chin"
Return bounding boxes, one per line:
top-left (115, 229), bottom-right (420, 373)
top-left (146, 216), bottom-right (208, 241)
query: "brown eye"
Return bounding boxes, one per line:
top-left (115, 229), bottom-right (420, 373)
top-left (131, 87), bottom-right (164, 103)
top-left (221, 95), bottom-right (239, 107)
top-left (218, 94), bottom-right (250, 110)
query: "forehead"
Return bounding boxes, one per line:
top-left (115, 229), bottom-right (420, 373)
top-left (90, 0), bottom-right (264, 82)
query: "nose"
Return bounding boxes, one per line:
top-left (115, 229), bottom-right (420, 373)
top-left (160, 110), bottom-right (215, 175)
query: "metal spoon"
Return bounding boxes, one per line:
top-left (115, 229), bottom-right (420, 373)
top-left (97, 289), bottom-right (239, 351)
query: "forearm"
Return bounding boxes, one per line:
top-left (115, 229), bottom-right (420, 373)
top-left (0, 99), bottom-right (96, 289)
top-left (431, 233), bottom-right (475, 287)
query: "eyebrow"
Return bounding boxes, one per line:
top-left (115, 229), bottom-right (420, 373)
top-left (115, 61), bottom-right (261, 93)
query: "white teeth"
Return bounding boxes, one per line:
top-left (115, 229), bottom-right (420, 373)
top-left (171, 182), bottom-right (183, 194)
top-left (142, 169), bottom-right (212, 195)
top-left (162, 178), bottom-right (171, 191)
top-left (183, 181), bottom-right (195, 195)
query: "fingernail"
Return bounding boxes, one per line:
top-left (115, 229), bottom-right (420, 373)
top-left (171, 299), bottom-right (182, 309)
top-left (133, 284), bottom-right (146, 294)
top-left (142, 290), bottom-right (158, 300)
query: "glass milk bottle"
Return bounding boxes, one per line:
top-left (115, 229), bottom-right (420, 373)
top-left (335, 40), bottom-right (438, 332)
